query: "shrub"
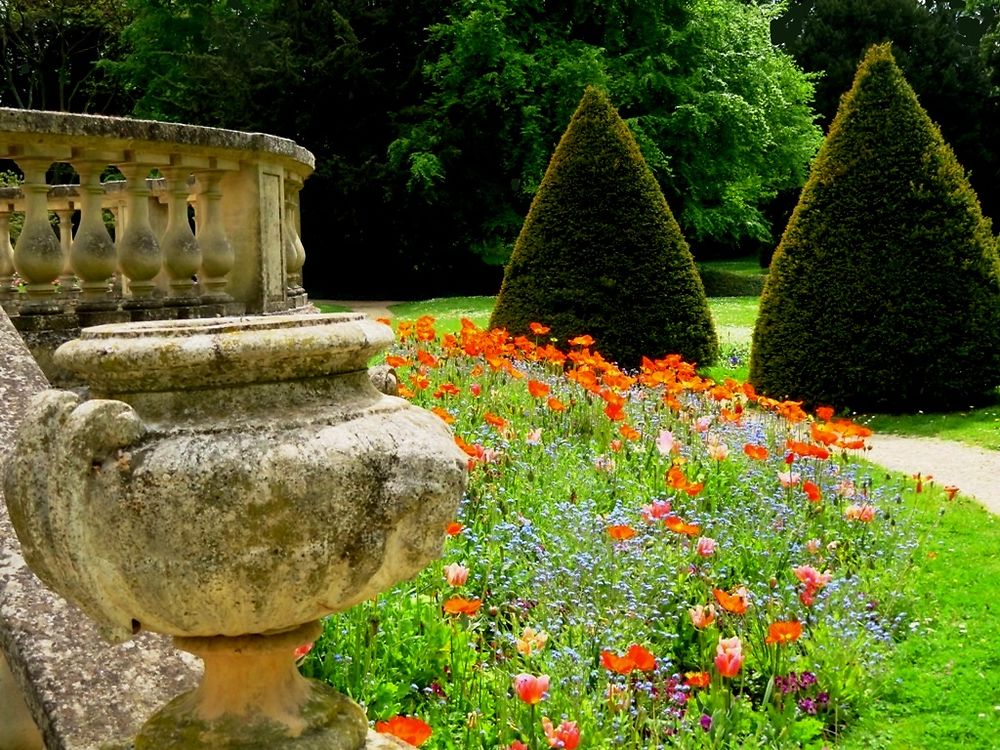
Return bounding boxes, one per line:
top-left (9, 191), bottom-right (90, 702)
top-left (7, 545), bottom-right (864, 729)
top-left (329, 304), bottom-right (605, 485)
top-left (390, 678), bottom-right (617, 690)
top-left (749, 43), bottom-right (1000, 412)
top-left (488, 86), bottom-right (718, 369)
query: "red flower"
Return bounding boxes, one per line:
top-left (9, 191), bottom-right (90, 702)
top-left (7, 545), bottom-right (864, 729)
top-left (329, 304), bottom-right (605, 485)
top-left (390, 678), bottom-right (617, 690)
top-left (513, 673), bottom-right (549, 704)
top-left (802, 480), bottom-right (822, 502)
top-left (445, 521), bottom-right (464, 536)
top-left (375, 715), bottom-right (432, 746)
top-left (542, 717), bottom-right (581, 749)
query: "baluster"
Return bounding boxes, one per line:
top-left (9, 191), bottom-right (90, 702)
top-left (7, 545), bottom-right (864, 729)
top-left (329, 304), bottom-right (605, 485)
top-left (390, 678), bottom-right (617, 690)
top-left (194, 170), bottom-right (233, 302)
top-left (12, 159), bottom-right (64, 313)
top-left (71, 164), bottom-right (117, 309)
top-left (55, 207), bottom-right (80, 300)
top-left (284, 177), bottom-right (306, 300)
top-left (161, 165), bottom-right (201, 303)
top-left (117, 163), bottom-right (163, 307)
top-left (0, 208), bottom-right (15, 310)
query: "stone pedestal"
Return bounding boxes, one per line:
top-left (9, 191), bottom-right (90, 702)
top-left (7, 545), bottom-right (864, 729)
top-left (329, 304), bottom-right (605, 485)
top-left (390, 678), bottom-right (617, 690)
top-left (4, 313), bottom-right (467, 749)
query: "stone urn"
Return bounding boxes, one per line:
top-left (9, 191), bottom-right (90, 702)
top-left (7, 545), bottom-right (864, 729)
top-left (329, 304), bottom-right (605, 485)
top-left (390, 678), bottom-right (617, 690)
top-left (3, 313), bottom-right (467, 749)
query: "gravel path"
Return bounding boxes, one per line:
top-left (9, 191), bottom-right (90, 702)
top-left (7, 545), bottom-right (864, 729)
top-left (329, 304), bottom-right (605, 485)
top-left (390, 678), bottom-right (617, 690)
top-left (865, 434), bottom-right (1000, 515)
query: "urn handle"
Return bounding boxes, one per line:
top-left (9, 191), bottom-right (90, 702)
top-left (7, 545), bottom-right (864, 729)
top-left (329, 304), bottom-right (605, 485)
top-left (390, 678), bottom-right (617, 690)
top-left (4, 389), bottom-right (146, 642)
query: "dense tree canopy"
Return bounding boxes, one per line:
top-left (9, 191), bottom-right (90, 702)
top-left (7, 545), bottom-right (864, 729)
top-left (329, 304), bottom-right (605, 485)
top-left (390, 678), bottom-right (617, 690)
top-left (3, 0), bottom-right (996, 295)
top-left (0, 0), bottom-right (127, 112)
top-left (395, 0), bottom-right (822, 264)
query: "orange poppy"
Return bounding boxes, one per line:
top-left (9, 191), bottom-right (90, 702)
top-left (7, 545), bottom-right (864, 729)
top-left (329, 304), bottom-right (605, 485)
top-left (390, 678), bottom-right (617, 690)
top-left (607, 524), bottom-right (636, 541)
top-left (484, 412), bottom-right (507, 429)
top-left (443, 597), bottom-right (482, 616)
top-left (684, 671), bottom-right (711, 689)
top-left (375, 715), bottom-right (432, 746)
top-left (430, 407), bottom-right (454, 424)
top-left (618, 424), bottom-right (641, 441)
top-left (712, 588), bottom-right (748, 615)
top-left (527, 379), bottom-right (550, 398)
top-left (815, 406), bottom-right (835, 421)
top-left (765, 620), bottom-right (803, 645)
top-left (445, 521), bottom-right (464, 536)
top-left (664, 516), bottom-right (701, 536)
top-left (529, 322), bottom-right (551, 335)
top-left (600, 644), bottom-right (656, 674)
top-left (802, 480), bottom-right (822, 502)
top-left (743, 443), bottom-right (769, 461)
top-left (568, 334), bottom-right (595, 347)
top-left (604, 402), bottom-right (626, 421)
top-left (547, 397), bottom-right (567, 412)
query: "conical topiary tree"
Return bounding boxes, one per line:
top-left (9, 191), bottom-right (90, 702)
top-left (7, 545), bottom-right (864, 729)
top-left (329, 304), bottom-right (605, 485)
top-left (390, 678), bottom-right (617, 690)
top-left (749, 43), bottom-right (1000, 412)
top-left (488, 86), bottom-right (717, 369)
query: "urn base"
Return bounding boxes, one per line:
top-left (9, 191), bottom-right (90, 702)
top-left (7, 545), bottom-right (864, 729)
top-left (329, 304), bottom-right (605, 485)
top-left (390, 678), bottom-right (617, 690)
top-left (135, 622), bottom-right (367, 750)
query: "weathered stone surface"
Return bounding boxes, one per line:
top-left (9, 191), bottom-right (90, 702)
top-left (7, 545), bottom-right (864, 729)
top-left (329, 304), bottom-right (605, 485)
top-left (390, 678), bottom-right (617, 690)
top-left (0, 306), bottom-right (201, 750)
top-left (6, 314), bottom-right (467, 641)
top-left (0, 107), bottom-right (314, 170)
top-left (4, 312), bottom-right (467, 748)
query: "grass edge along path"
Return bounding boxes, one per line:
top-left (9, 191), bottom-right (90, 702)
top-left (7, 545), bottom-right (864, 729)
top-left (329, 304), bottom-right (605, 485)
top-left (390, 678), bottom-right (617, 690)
top-left (835, 480), bottom-right (1000, 748)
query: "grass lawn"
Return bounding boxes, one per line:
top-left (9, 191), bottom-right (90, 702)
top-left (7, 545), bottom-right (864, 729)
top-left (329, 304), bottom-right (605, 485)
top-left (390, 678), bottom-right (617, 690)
top-left (835, 488), bottom-right (1000, 748)
top-left (856, 402), bottom-right (1000, 452)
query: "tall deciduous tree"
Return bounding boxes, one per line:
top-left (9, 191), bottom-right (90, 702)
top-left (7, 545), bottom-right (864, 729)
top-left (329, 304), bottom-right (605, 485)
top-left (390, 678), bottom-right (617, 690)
top-left (750, 44), bottom-right (1000, 411)
top-left (0, 0), bottom-right (128, 112)
top-left (393, 0), bottom-right (822, 263)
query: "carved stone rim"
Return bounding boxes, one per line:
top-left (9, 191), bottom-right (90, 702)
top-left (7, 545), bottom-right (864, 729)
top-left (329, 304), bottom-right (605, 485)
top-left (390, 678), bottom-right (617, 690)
top-left (53, 313), bottom-right (395, 392)
top-left (0, 106), bottom-right (315, 171)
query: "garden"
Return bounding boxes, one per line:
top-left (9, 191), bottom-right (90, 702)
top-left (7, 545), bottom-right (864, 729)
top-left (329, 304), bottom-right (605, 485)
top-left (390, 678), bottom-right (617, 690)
top-left (297, 306), bottom-right (998, 749)
top-left (295, 41), bottom-right (1000, 749)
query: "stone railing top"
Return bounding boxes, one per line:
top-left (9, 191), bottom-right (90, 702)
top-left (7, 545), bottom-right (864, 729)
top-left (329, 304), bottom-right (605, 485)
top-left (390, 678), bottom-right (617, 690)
top-left (0, 106), bottom-right (315, 172)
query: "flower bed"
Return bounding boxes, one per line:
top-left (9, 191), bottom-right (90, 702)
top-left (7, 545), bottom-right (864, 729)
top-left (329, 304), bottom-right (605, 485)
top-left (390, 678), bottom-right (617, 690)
top-left (302, 316), bottom-right (929, 749)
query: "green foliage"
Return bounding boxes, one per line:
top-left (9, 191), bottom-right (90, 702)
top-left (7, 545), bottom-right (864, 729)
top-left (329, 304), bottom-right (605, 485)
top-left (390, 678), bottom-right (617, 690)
top-left (749, 43), bottom-right (1000, 411)
top-left (489, 87), bottom-right (718, 368)
top-left (0, 0), bottom-right (127, 112)
top-left (774, 0), bottom-right (1000, 221)
top-left (395, 0), bottom-right (822, 264)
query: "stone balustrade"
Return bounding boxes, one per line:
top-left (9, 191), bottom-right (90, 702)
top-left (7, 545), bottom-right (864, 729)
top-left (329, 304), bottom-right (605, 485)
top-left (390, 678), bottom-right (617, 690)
top-left (0, 107), bottom-right (314, 335)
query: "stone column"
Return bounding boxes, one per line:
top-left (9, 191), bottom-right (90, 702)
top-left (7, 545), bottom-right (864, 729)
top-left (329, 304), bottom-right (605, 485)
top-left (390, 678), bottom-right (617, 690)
top-left (161, 164), bottom-right (201, 303)
top-left (117, 163), bottom-right (163, 308)
top-left (194, 170), bottom-right (233, 302)
top-left (0, 208), bottom-right (16, 312)
top-left (55, 207), bottom-right (81, 300)
top-left (71, 164), bottom-right (118, 310)
top-left (12, 159), bottom-right (63, 313)
top-left (284, 175), bottom-right (306, 303)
